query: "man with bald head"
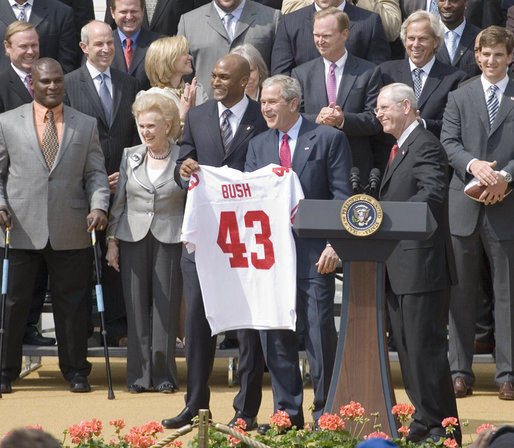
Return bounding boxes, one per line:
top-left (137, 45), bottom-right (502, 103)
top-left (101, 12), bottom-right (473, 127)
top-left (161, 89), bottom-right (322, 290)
top-left (0, 57), bottom-right (110, 394)
top-left (161, 54), bottom-right (268, 429)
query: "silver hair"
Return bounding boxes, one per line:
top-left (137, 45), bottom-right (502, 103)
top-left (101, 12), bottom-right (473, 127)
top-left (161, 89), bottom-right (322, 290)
top-left (380, 83), bottom-right (418, 110)
top-left (400, 10), bottom-right (444, 51)
top-left (262, 75), bottom-right (302, 110)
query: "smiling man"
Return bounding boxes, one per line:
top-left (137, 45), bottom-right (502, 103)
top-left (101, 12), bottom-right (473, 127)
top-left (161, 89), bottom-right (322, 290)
top-left (0, 57), bottom-right (110, 395)
top-left (441, 25), bottom-right (514, 402)
top-left (161, 54), bottom-right (268, 430)
top-left (109, 0), bottom-right (162, 90)
top-left (63, 20), bottom-right (140, 348)
top-left (378, 10), bottom-right (466, 138)
top-left (435, 0), bottom-right (481, 77)
top-left (377, 82), bottom-right (460, 445)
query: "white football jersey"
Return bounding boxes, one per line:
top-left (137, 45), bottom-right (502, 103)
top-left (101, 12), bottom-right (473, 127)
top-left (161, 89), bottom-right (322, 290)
top-left (181, 164), bottom-right (305, 335)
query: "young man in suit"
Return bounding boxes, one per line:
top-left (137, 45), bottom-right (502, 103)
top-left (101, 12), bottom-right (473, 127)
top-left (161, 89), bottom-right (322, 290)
top-left (436, 0), bottom-right (482, 78)
top-left (161, 54), bottom-right (268, 430)
top-left (64, 20), bottom-right (140, 347)
top-left (108, 0), bottom-right (163, 90)
top-left (441, 25), bottom-right (514, 401)
top-left (271, 0), bottom-right (391, 75)
top-left (0, 0), bottom-right (76, 73)
top-left (377, 82), bottom-right (460, 444)
top-left (245, 74), bottom-right (353, 433)
top-left (378, 10), bottom-right (467, 138)
top-left (291, 7), bottom-right (382, 179)
top-left (177, 0), bottom-right (281, 98)
top-left (0, 58), bottom-right (110, 394)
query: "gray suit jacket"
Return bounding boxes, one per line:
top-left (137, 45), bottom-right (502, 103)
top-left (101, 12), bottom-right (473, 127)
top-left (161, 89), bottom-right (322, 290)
top-left (399, 0), bottom-right (425, 19)
top-left (107, 144), bottom-right (186, 244)
top-left (177, 0), bottom-right (280, 97)
top-left (441, 77), bottom-right (514, 240)
top-left (0, 103), bottom-right (110, 250)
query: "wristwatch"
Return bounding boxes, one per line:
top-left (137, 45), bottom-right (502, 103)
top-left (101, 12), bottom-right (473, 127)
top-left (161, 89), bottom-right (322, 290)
top-left (500, 170), bottom-right (512, 183)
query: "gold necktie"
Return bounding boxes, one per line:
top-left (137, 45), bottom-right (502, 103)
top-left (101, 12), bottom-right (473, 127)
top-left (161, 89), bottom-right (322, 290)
top-left (41, 110), bottom-right (59, 169)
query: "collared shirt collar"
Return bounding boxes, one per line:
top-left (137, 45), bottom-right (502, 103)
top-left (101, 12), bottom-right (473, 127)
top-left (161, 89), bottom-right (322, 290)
top-left (116, 27), bottom-right (141, 46)
top-left (213, 0), bottom-right (246, 22)
top-left (10, 62), bottom-right (30, 84)
top-left (322, 51), bottom-right (348, 73)
top-left (397, 120), bottom-right (419, 148)
top-left (481, 73), bottom-right (509, 95)
top-left (218, 94), bottom-right (249, 121)
top-left (443, 18), bottom-right (466, 38)
top-left (314, 0), bottom-right (345, 11)
top-left (85, 61), bottom-right (112, 80)
top-left (279, 114), bottom-right (302, 142)
top-left (408, 55), bottom-right (436, 75)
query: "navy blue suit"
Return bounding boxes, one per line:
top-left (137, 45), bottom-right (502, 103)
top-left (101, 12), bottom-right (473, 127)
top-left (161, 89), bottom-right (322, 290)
top-left (245, 117), bottom-right (352, 423)
top-left (271, 3), bottom-right (391, 75)
top-left (175, 98), bottom-right (268, 417)
top-left (291, 54), bottom-right (382, 179)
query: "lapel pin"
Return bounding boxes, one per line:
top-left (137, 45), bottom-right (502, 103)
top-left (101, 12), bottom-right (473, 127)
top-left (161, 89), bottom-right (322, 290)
top-left (304, 146), bottom-right (310, 151)
top-left (401, 150), bottom-right (405, 155)
top-left (246, 126), bottom-right (251, 130)
top-left (510, 97), bottom-right (514, 101)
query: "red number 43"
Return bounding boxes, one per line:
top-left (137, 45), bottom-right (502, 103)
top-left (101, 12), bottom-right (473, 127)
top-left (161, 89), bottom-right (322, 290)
top-left (217, 210), bottom-right (275, 270)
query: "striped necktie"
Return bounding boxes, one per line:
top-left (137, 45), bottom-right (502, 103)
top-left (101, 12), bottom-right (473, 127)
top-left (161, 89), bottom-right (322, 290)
top-left (15, 2), bottom-right (29, 21)
top-left (220, 109), bottom-right (233, 151)
top-left (412, 68), bottom-right (423, 100)
top-left (487, 85), bottom-right (499, 128)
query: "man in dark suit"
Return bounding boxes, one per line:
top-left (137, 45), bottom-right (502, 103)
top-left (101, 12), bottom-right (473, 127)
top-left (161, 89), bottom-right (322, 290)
top-left (0, 58), bottom-right (110, 394)
top-left (465, 0), bottom-right (506, 28)
top-left (57, 0), bottom-right (94, 68)
top-left (108, 0), bottom-right (162, 90)
top-left (64, 20), bottom-right (140, 347)
top-left (291, 7), bottom-right (382, 179)
top-left (0, 0), bottom-right (76, 73)
top-left (377, 82), bottom-right (460, 444)
top-left (245, 74), bottom-right (352, 433)
top-left (161, 54), bottom-right (268, 430)
top-left (378, 10), bottom-right (467, 138)
top-left (441, 26), bottom-right (514, 401)
top-left (400, 0), bottom-right (436, 18)
top-left (271, 0), bottom-right (391, 76)
top-left (177, 0), bottom-right (280, 98)
top-left (436, 0), bottom-right (481, 78)
top-left (104, 0), bottom-right (211, 37)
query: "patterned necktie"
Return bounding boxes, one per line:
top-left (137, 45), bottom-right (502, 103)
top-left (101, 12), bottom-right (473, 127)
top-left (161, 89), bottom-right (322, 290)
top-left (42, 110), bottom-right (59, 170)
top-left (124, 38), bottom-right (133, 69)
top-left (25, 74), bottom-right (33, 98)
top-left (220, 109), bottom-right (233, 151)
top-left (15, 2), bottom-right (28, 21)
top-left (97, 73), bottom-right (112, 122)
top-left (412, 68), bottom-right (423, 100)
top-left (145, 0), bottom-right (158, 23)
top-left (446, 30), bottom-right (458, 62)
top-left (326, 63), bottom-right (337, 105)
top-left (487, 85), bottom-right (499, 128)
top-left (280, 134), bottom-right (292, 168)
top-left (224, 13), bottom-right (234, 41)
top-left (388, 143), bottom-right (399, 166)
top-left (429, 0), bottom-right (439, 16)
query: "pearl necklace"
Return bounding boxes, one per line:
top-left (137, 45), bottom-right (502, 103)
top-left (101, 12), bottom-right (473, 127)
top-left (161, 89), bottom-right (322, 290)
top-left (147, 147), bottom-right (171, 160)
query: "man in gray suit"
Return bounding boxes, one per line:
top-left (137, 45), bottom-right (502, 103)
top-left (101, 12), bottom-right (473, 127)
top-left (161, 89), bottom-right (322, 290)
top-left (441, 25), bottom-right (514, 401)
top-left (291, 7), bottom-right (382, 179)
top-left (177, 0), bottom-right (281, 98)
top-left (0, 58), bottom-right (110, 394)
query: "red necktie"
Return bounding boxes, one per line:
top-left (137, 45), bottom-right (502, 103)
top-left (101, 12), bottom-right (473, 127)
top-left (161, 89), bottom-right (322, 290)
top-left (388, 143), bottom-right (399, 166)
top-left (124, 38), bottom-right (133, 69)
top-left (280, 134), bottom-right (291, 168)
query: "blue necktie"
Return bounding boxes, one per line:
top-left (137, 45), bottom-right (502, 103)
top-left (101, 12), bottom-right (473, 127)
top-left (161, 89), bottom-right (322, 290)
top-left (97, 73), bottom-right (112, 122)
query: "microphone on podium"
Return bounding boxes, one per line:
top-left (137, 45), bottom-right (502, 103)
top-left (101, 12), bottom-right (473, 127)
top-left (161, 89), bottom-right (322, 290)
top-left (366, 168), bottom-right (382, 199)
top-left (349, 167), bottom-right (362, 195)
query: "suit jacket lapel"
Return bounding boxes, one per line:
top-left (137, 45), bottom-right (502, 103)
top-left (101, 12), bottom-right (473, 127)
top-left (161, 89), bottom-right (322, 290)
top-left (292, 119), bottom-right (316, 178)
top-left (110, 70), bottom-right (123, 126)
top-left (19, 103), bottom-right (49, 170)
top-left (337, 54), bottom-right (358, 107)
top-left (8, 67), bottom-right (33, 103)
top-left (418, 61), bottom-right (444, 109)
top-left (206, 102), bottom-right (227, 160)
top-left (312, 59), bottom-right (329, 106)
top-left (28, 0), bottom-right (47, 28)
top-left (112, 31), bottom-right (128, 73)
top-left (452, 26), bottom-right (473, 66)
top-left (80, 65), bottom-right (109, 127)
top-left (149, 0), bottom-right (168, 27)
top-left (0, 1), bottom-right (16, 25)
top-left (207, 3), bottom-right (230, 43)
top-left (226, 100), bottom-right (257, 158)
top-left (490, 80), bottom-right (514, 135)
top-left (130, 148), bottom-right (154, 192)
top-left (51, 106), bottom-right (76, 172)
top-left (380, 130), bottom-right (412, 192)
top-left (129, 32), bottom-right (149, 75)
top-left (397, 60), bottom-right (414, 88)
top-left (234, 2), bottom-right (255, 42)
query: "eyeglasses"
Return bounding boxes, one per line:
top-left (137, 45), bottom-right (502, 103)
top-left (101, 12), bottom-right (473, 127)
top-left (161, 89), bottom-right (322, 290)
top-left (374, 101), bottom-right (405, 115)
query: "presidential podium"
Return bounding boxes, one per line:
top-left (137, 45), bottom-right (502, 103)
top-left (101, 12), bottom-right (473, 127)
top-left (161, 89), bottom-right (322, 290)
top-left (293, 199), bottom-right (437, 436)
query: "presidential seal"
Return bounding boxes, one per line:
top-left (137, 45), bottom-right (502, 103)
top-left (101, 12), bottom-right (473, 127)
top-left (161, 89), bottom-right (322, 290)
top-left (341, 194), bottom-right (383, 237)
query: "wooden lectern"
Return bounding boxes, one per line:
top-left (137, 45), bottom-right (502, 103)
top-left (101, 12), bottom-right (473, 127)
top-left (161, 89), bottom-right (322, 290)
top-left (293, 199), bottom-right (437, 437)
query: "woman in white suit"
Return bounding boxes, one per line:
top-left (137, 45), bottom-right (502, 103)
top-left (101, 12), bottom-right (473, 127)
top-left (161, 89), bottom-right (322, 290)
top-left (105, 93), bottom-right (186, 393)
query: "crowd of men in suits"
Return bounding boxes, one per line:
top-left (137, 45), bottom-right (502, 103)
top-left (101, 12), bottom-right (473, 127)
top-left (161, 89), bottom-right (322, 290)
top-left (0, 0), bottom-right (513, 444)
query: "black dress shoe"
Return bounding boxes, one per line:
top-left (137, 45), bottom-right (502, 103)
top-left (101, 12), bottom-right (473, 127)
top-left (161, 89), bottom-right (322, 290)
top-left (0, 378), bottom-right (12, 394)
top-left (70, 375), bottom-right (91, 393)
top-left (23, 326), bottom-right (56, 346)
top-left (162, 408), bottom-right (195, 429)
top-left (128, 384), bottom-right (146, 393)
top-left (228, 411), bottom-right (258, 431)
top-left (257, 424), bottom-right (271, 436)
